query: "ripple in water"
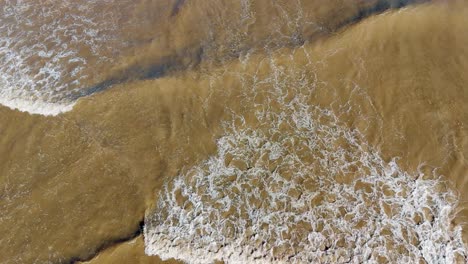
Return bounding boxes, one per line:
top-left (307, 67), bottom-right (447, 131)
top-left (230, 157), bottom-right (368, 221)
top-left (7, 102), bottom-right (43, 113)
top-left (144, 53), bottom-right (467, 263)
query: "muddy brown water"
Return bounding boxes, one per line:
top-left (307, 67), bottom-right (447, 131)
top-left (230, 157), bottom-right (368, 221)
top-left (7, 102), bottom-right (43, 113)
top-left (0, 0), bottom-right (467, 263)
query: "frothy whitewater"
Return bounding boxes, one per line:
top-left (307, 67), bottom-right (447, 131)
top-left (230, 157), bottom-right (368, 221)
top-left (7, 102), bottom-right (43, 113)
top-left (0, 0), bottom-right (129, 115)
top-left (1, 1), bottom-right (466, 262)
top-left (144, 53), bottom-right (467, 263)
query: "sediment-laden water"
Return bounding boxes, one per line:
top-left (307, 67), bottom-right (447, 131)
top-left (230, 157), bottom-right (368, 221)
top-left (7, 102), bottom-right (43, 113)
top-left (0, 0), bottom-right (467, 263)
top-left (144, 52), bottom-right (466, 263)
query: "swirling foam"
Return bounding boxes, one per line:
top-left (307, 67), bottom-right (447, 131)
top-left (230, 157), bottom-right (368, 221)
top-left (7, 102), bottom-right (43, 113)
top-left (144, 54), bottom-right (467, 263)
top-left (0, 0), bottom-right (130, 115)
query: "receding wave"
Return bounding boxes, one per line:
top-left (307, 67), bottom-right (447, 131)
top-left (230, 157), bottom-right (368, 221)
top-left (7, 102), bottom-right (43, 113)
top-left (144, 52), bottom-right (467, 263)
top-left (1, 1), bottom-right (467, 263)
top-left (0, 0), bottom-right (429, 116)
top-left (0, 0), bottom-right (134, 115)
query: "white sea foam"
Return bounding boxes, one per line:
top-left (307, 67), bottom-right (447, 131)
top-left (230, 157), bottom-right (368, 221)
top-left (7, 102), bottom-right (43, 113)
top-left (0, 0), bottom-right (130, 116)
top-left (0, 95), bottom-right (75, 116)
top-left (144, 53), bottom-right (467, 263)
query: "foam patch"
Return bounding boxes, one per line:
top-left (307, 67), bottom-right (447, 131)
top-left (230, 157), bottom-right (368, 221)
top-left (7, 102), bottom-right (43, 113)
top-left (144, 55), bottom-right (467, 263)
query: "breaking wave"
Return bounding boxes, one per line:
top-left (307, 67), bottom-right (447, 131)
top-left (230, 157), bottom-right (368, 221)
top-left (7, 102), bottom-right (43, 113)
top-left (0, 0), bottom-right (427, 116)
top-left (144, 52), bottom-right (467, 263)
top-left (0, 0), bottom-right (131, 115)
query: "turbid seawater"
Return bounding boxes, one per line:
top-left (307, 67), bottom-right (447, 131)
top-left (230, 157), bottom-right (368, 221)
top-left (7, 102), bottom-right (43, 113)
top-left (0, 0), bottom-right (467, 263)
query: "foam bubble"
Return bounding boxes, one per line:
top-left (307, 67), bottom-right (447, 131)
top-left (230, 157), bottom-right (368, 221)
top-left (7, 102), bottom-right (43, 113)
top-left (144, 54), bottom-right (467, 263)
top-left (0, 95), bottom-right (75, 116)
top-left (0, 0), bottom-right (130, 115)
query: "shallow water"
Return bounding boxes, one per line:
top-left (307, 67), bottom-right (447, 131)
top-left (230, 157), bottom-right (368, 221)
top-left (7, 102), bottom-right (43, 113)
top-left (144, 52), bottom-right (466, 263)
top-left (0, 0), bottom-right (467, 263)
